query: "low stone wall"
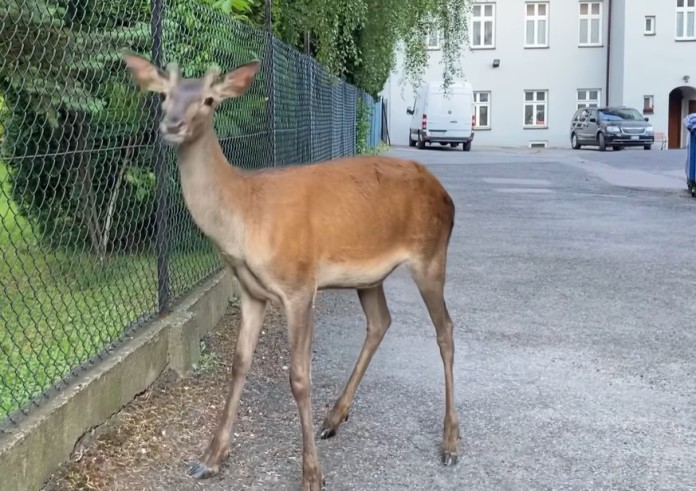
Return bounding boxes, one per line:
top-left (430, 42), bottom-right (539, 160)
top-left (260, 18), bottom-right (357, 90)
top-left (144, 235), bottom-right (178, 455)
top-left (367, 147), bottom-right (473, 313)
top-left (0, 269), bottom-right (236, 491)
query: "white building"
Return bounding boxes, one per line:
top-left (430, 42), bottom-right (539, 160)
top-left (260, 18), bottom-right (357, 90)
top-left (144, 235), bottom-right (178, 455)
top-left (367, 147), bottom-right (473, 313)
top-left (381, 0), bottom-right (696, 149)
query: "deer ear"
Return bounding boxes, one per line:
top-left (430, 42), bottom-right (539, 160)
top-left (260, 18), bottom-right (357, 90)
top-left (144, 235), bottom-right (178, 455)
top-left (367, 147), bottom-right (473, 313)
top-left (120, 49), bottom-right (170, 93)
top-left (210, 60), bottom-right (261, 100)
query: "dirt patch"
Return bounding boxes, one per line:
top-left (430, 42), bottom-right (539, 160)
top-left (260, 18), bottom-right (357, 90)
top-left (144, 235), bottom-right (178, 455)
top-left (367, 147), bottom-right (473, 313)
top-left (41, 300), bottom-right (295, 491)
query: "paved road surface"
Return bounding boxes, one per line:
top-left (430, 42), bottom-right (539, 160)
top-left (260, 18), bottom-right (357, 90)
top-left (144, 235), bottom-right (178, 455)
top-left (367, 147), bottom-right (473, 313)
top-left (306, 146), bottom-right (696, 490)
top-left (49, 145), bottom-right (696, 491)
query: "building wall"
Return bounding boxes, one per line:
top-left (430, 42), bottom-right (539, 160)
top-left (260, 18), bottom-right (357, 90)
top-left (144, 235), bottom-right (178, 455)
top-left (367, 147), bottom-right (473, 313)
top-left (383, 1), bottom-right (609, 148)
top-left (608, 0), bottom-right (626, 106)
top-left (381, 0), bottom-right (696, 149)
top-left (610, 0), bottom-right (696, 147)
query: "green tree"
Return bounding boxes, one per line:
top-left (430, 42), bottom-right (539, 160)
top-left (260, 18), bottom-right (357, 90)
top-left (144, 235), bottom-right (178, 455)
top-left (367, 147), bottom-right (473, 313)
top-left (203, 0), bottom-right (471, 98)
top-left (0, 0), bottom-right (154, 258)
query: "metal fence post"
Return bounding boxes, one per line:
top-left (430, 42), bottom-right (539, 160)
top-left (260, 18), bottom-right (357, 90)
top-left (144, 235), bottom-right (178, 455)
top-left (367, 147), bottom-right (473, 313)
top-left (307, 59), bottom-right (314, 163)
top-left (265, 0), bottom-right (276, 166)
top-left (151, 0), bottom-right (170, 315)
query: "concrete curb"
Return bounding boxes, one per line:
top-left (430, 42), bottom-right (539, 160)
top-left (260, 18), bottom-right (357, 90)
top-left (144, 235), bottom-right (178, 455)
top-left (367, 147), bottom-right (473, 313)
top-left (0, 269), bottom-right (236, 491)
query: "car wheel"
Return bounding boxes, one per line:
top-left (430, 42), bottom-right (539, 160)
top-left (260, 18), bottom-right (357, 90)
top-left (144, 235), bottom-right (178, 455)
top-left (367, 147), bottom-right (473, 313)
top-left (598, 132), bottom-right (606, 151)
top-left (571, 133), bottom-right (581, 150)
top-left (462, 141), bottom-right (472, 152)
top-left (643, 144), bottom-right (652, 150)
top-left (612, 145), bottom-right (622, 151)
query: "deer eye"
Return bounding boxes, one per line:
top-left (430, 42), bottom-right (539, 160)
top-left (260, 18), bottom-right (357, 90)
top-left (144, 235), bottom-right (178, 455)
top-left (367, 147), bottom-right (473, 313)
top-left (204, 97), bottom-right (214, 106)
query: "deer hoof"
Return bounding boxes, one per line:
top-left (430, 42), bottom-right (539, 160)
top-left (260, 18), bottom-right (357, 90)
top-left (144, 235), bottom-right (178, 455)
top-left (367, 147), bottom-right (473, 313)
top-left (441, 451), bottom-right (460, 467)
top-left (318, 409), bottom-right (349, 439)
top-left (185, 460), bottom-right (219, 479)
top-left (318, 426), bottom-right (337, 440)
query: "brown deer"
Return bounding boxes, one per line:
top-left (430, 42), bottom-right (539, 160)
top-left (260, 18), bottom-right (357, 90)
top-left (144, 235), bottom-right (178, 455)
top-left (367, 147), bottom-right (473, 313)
top-left (121, 50), bottom-right (460, 490)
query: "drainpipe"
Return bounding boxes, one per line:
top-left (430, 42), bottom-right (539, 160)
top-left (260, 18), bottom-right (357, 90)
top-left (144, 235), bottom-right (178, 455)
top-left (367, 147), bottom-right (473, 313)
top-left (605, 0), bottom-right (612, 105)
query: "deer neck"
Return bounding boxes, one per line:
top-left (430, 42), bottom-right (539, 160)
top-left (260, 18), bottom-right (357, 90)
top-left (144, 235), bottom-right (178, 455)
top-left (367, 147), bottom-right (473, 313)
top-left (175, 126), bottom-right (247, 260)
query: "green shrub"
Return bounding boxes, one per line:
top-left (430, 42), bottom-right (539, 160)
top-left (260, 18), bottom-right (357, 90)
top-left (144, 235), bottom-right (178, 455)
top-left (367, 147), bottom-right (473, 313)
top-left (0, 0), bottom-right (271, 258)
top-left (356, 96), bottom-right (373, 155)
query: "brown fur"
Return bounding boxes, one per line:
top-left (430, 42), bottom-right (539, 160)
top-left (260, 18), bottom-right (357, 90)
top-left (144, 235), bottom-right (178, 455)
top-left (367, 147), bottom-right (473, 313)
top-left (121, 49), bottom-right (461, 490)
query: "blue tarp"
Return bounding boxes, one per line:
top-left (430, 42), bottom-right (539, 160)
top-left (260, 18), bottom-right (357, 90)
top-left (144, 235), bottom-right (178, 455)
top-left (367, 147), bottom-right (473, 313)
top-left (683, 113), bottom-right (696, 132)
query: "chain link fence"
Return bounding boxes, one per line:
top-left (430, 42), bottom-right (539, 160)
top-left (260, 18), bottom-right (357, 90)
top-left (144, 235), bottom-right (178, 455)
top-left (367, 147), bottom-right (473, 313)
top-left (0, 0), bottom-right (379, 427)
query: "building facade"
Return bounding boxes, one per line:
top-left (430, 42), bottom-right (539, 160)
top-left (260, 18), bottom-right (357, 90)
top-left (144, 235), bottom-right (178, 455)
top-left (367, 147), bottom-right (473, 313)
top-left (380, 0), bottom-right (696, 149)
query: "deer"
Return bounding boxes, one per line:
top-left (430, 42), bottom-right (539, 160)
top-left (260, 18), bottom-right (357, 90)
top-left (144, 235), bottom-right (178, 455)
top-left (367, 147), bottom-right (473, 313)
top-left (121, 49), bottom-right (460, 490)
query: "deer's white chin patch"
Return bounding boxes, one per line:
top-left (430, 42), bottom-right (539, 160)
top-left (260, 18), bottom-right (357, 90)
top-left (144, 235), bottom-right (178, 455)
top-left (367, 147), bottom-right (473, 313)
top-left (162, 131), bottom-right (187, 144)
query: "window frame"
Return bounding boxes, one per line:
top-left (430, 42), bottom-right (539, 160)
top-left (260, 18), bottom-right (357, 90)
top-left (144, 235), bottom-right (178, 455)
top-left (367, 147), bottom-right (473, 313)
top-left (643, 95), bottom-right (655, 114)
top-left (676, 0), bottom-right (696, 41)
top-left (523, 90), bottom-right (548, 129)
top-left (473, 91), bottom-right (491, 130)
top-left (576, 89), bottom-right (602, 109)
top-left (427, 25), bottom-right (441, 50)
top-left (644, 15), bottom-right (656, 36)
top-left (524, 2), bottom-right (550, 48)
top-left (578, 1), bottom-right (603, 47)
top-left (470, 2), bottom-right (496, 49)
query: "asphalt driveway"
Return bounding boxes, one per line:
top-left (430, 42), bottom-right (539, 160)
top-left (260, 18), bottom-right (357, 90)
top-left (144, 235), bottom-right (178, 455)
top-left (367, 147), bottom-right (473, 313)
top-left (308, 145), bottom-right (696, 490)
top-left (44, 145), bottom-right (696, 491)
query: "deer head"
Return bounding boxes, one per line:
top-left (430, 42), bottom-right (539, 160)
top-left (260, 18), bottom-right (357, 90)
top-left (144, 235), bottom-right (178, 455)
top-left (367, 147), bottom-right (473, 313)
top-left (120, 49), bottom-right (260, 145)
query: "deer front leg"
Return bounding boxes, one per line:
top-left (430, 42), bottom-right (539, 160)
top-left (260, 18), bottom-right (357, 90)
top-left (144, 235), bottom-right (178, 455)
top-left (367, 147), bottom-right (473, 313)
top-left (186, 285), bottom-right (267, 479)
top-left (286, 294), bottom-right (325, 491)
top-left (320, 284), bottom-right (392, 439)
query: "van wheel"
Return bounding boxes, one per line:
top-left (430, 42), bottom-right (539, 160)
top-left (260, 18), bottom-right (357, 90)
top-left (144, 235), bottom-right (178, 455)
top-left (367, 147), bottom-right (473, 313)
top-left (417, 136), bottom-right (425, 149)
top-left (408, 134), bottom-right (415, 147)
top-left (462, 141), bottom-right (472, 152)
top-left (643, 144), bottom-right (652, 150)
top-left (450, 143), bottom-right (459, 148)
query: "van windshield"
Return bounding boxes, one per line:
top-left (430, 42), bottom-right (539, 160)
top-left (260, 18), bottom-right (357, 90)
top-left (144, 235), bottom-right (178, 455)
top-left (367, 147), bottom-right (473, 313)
top-left (599, 108), bottom-right (644, 122)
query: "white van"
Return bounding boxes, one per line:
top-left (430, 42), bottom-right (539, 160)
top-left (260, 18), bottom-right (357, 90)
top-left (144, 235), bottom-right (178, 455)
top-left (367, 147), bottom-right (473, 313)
top-left (406, 82), bottom-right (475, 151)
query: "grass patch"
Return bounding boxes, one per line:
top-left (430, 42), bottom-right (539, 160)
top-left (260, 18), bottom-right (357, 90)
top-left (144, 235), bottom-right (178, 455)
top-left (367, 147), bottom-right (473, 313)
top-left (0, 161), bottom-right (220, 421)
top-left (362, 142), bottom-right (390, 155)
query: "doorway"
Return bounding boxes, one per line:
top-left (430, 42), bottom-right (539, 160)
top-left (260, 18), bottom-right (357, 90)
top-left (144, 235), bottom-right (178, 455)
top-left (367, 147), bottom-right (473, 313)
top-left (669, 86), bottom-right (696, 149)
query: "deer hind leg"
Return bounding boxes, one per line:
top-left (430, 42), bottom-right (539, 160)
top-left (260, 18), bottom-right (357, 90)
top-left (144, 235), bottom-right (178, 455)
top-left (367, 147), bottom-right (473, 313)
top-left (319, 284), bottom-right (392, 440)
top-left (286, 293), bottom-right (325, 491)
top-left (409, 253), bottom-right (460, 467)
top-left (186, 285), bottom-right (267, 479)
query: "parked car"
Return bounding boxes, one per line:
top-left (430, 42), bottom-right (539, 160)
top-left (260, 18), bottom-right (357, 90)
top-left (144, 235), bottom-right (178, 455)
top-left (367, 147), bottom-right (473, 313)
top-left (406, 82), bottom-right (475, 151)
top-left (569, 106), bottom-right (655, 151)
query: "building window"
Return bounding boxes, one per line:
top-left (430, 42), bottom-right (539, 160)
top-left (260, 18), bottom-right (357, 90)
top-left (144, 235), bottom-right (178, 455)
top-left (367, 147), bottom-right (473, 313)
top-left (525, 2), bottom-right (549, 47)
top-left (473, 91), bottom-right (491, 129)
top-left (427, 25), bottom-right (440, 49)
top-left (676, 0), bottom-right (696, 40)
top-left (471, 3), bottom-right (495, 48)
top-left (577, 89), bottom-right (601, 109)
top-left (579, 2), bottom-right (602, 46)
top-left (643, 95), bottom-right (655, 114)
top-left (644, 15), bottom-right (656, 35)
top-left (523, 90), bottom-right (548, 128)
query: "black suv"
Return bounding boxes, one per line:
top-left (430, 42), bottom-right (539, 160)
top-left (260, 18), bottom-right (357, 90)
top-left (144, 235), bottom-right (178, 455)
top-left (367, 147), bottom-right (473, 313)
top-left (570, 106), bottom-right (654, 151)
